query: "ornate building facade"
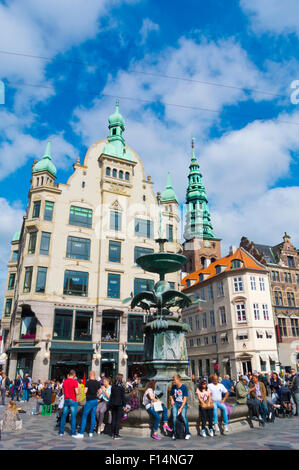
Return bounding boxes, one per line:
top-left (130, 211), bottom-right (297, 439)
top-left (1, 102), bottom-right (181, 381)
top-left (240, 233), bottom-right (299, 372)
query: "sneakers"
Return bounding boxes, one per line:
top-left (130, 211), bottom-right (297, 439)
top-left (223, 425), bottom-right (229, 434)
top-left (214, 424), bottom-right (220, 434)
top-left (201, 429), bottom-right (207, 437)
top-left (121, 414), bottom-right (127, 421)
top-left (152, 433), bottom-right (162, 440)
top-left (113, 435), bottom-right (122, 440)
top-left (163, 424), bottom-right (172, 432)
top-left (172, 434), bottom-right (176, 440)
top-left (73, 434), bottom-right (84, 439)
top-left (208, 429), bottom-right (214, 437)
top-left (59, 433), bottom-right (64, 436)
top-left (185, 434), bottom-right (191, 440)
top-left (89, 433), bottom-right (93, 437)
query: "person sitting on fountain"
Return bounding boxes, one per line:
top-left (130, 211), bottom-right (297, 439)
top-left (170, 374), bottom-right (191, 440)
top-left (142, 380), bottom-right (172, 440)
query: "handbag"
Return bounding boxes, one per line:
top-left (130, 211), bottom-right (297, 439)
top-left (153, 400), bottom-right (163, 412)
top-left (201, 398), bottom-right (214, 410)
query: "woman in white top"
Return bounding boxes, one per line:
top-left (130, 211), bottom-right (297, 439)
top-left (143, 380), bottom-right (172, 440)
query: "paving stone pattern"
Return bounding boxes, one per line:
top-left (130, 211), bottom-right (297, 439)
top-left (0, 401), bottom-right (298, 450)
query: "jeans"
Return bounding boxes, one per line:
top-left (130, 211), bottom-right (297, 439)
top-left (257, 399), bottom-right (268, 422)
top-left (1, 389), bottom-right (6, 405)
top-left (147, 404), bottom-right (168, 432)
top-left (172, 402), bottom-right (190, 435)
top-left (59, 399), bottom-right (78, 436)
top-left (111, 405), bottom-right (123, 436)
top-left (293, 392), bottom-right (299, 416)
top-left (80, 399), bottom-right (98, 434)
top-left (22, 389), bottom-right (29, 401)
top-left (12, 388), bottom-right (20, 401)
top-left (213, 401), bottom-right (228, 426)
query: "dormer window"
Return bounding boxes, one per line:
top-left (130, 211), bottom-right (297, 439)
top-left (215, 265), bottom-right (221, 274)
top-left (232, 259), bottom-right (241, 269)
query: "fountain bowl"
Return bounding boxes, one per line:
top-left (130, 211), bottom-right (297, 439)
top-left (136, 252), bottom-right (187, 275)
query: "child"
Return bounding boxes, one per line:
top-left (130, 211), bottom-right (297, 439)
top-left (121, 389), bottom-right (139, 421)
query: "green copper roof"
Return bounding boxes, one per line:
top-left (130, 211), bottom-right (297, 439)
top-left (12, 230), bottom-right (21, 242)
top-left (161, 172), bottom-right (178, 203)
top-left (33, 141), bottom-right (57, 177)
top-left (184, 139), bottom-right (215, 241)
top-left (102, 100), bottom-right (134, 162)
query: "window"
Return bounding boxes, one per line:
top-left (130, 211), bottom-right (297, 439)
top-left (195, 315), bottom-right (200, 330)
top-left (189, 339), bottom-right (194, 347)
top-left (106, 167), bottom-right (111, 176)
top-left (220, 306), bottom-right (226, 324)
top-left (107, 273), bottom-right (120, 298)
top-left (125, 172), bottom-right (130, 181)
top-left (253, 303), bottom-right (260, 320)
top-left (232, 259), bottom-right (241, 269)
top-left (296, 273), bottom-right (299, 284)
top-left (20, 313), bottom-right (36, 339)
top-left (4, 299), bottom-right (12, 317)
top-left (217, 281), bottom-right (224, 296)
top-left (32, 200), bottom-right (41, 218)
top-left (233, 277), bottom-right (243, 292)
top-left (134, 278), bottom-right (154, 296)
top-left (102, 313), bottom-right (119, 341)
top-left (284, 272), bottom-right (292, 283)
top-left (69, 206), bottom-right (92, 228)
top-left (134, 246), bottom-right (154, 262)
top-left (112, 168), bottom-right (117, 177)
top-left (23, 266), bottom-right (33, 293)
top-left (237, 331), bottom-right (248, 340)
top-left (35, 267), bottom-right (47, 293)
top-left (250, 276), bottom-right (256, 290)
top-left (262, 304), bottom-right (269, 320)
top-left (12, 251), bottom-right (19, 262)
top-left (287, 292), bottom-right (295, 307)
top-left (210, 310), bottom-right (215, 327)
top-left (135, 218), bottom-right (153, 238)
top-left (236, 303), bottom-right (246, 322)
top-left (291, 318), bottom-right (299, 337)
top-left (110, 211), bottom-right (122, 231)
top-left (74, 310), bottom-right (93, 341)
top-left (28, 232), bottom-right (37, 254)
top-left (63, 270), bottom-right (88, 296)
top-left (212, 335), bottom-right (217, 344)
top-left (202, 312), bottom-right (207, 329)
top-left (207, 285), bottom-right (214, 300)
top-left (8, 273), bottom-right (16, 290)
top-left (40, 232), bottom-right (51, 255)
top-left (216, 265), bottom-right (221, 274)
top-left (44, 201), bottom-right (54, 221)
top-left (204, 337), bottom-right (209, 345)
top-left (274, 291), bottom-right (283, 306)
top-left (128, 315), bottom-right (144, 343)
top-left (256, 330), bottom-right (263, 339)
top-left (278, 318), bottom-right (287, 337)
top-left (188, 317), bottom-right (193, 330)
top-left (109, 241), bottom-right (121, 263)
top-left (166, 224), bottom-right (173, 242)
top-left (260, 358), bottom-right (266, 372)
top-left (200, 288), bottom-right (205, 300)
top-left (220, 333), bottom-right (228, 344)
top-left (287, 256), bottom-right (295, 268)
top-left (266, 330), bottom-right (273, 339)
top-left (205, 359), bottom-right (210, 374)
top-left (196, 337), bottom-right (201, 347)
top-left (169, 282), bottom-right (175, 290)
top-left (53, 309), bottom-right (73, 340)
top-left (66, 236), bottom-right (90, 260)
top-left (119, 170), bottom-right (123, 179)
top-left (259, 277), bottom-right (265, 291)
top-left (272, 271), bottom-right (280, 282)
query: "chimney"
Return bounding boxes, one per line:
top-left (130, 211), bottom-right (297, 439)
top-left (229, 245), bottom-right (237, 255)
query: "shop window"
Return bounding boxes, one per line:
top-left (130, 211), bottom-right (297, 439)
top-left (69, 205), bottom-right (92, 228)
top-left (66, 236), bottom-right (90, 260)
top-left (63, 270), bottom-right (89, 296)
top-left (74, 310), bottom-right (93, 341)
top-left (53, 309), bottom-right (73, 340)
top-left (128, 315), bottom-right (144, 343)
top-left (102, 314), bottom-right (119, 342)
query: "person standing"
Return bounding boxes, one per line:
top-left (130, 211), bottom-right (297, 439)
top-left (75, 371), bottom-right (101, 438)
top-left (208, 373), bottom-right (230, 434)
top-left (170, 374), bottom-right (191, 440)
top-left (11, 375), bottom-right (22, 401)
top-left (0, 373), bottom-right (10, 406)
top-left (96, 377), bottom-right (112, 434)
top-left (109, 373), bottom-right (126, 439)
top-left (196, 379), bottom-right (214, 437)
top-left (290, 371), bottom-right (299, 416)
top-left (59, 370), bottom-right (80, 437)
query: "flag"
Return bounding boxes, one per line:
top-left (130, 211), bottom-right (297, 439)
top-left (82, 374), bottom-right (86, 386)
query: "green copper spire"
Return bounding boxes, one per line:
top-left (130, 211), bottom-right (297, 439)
top-left (161, 172), bottom-right (178, 203)
top-left (102, 100), bottom-right (134, 161)
top-left (184, 139), bottom-right (215, 241)
top-left (33, 140), bottom-right (57, 177)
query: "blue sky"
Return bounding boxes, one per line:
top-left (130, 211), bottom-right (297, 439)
top-left (1, 0), bottom-right (299, 306)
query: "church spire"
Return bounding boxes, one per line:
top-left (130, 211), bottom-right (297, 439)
top-left (102, 100), bottom-right (134, 162)
top-left (161, 172), bottom-right (178, 203)
top-left (184, 139), bottom-right (215, 241)
top-left (33, 140), bottom-right (57, 177)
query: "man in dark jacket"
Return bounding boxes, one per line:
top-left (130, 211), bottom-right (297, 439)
top-left (109, 373), bottom-right (127, 439)
top-left (290, 371), bottom-right (299, 416)
top-left (35, 381), bottom-right (53, 414)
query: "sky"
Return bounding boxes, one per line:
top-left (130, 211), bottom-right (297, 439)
top-left (1, 0), bottom-right (299, 308)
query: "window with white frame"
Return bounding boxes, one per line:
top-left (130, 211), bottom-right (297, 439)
top-left (195, 315), bottom-right (200, 330)
top-left (207, 285), bottom-right (214, 300)
top-left (202, 312), bottom-right (207, 329)
top-left (236, 303), bottom-right (246, 322)
top-left (217, 281), bottom-right (224, 296)
top-left (253, 303), bottom-right (260, 320)
top-left (250, 276), bottom-right (256, 290)
top-left (210, 310), bottom-right (215, 327)
top-left (220, 306), bottom-right (226, 324)
top-left (233, 277), bottom-right (243, 292)
top-left (259, 277), bottom-right (265, 291)
top-left (262, 304), bottom-right (269, 320)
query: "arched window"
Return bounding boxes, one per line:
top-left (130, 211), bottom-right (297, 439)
top-left (125, 172), bottom-right (130, 181)
top-left (36, 177), bottom-right (39, 186)
top-left (112, 128), bottom-right (117, 135)
top-left (201, 257), bottom-right (206, 268)
top-left (106, 167), bottom-right (111, 176)
top-left (119, 170), bottom-right (123, 179)
top-left (211, 257), bottom-right (216, 263)
top-left (112, 168), bottom-right (117, 178)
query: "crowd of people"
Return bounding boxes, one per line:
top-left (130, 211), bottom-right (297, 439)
top-left (0, 368), bottom-right (298, 439)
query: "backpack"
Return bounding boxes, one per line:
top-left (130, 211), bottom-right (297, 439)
top-left (175, 414), bottom-right (186, 439)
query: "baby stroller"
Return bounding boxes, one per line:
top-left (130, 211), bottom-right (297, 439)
top-left (276, 386), bottom-right (293, 418)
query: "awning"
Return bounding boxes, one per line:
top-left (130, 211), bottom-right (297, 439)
top-left (50, 342), bottom-right (94, 353)
top-left (221, 357), bottom-right (230, 363)
top-left (237, 330), bottom-right (248, 337)
top-left (7, 347), bottom-right (41, 354)
top-left (257, 329), bottom-right (264, 335)
top-left (269, 353), bottom-right (277, 362)
top-left (220, 333), bottom-right (227, 338)
top-left (259, 354), bottom-right (267, 362)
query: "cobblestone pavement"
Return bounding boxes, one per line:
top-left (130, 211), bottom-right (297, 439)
top-left (0, 400), bottom-right (298, 450)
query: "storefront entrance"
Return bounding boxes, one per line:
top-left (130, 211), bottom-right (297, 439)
top-left (101, 351), bottom-right (119, 380)
top-left (242, 360), bottom-right (252, 374)
top-left (51, 363), bottom-right (89, 381)
top-left (16, 353), bottom-right (34, 378)
top-left (50, 352), bottom-right (92, 380)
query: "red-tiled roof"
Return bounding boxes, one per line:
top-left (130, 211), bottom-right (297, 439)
top-left (181, 247), bottom-right (266, 290)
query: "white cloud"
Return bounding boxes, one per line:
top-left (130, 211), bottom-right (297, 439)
top-left (240, 0), bottom-right (299, 36)
top-left (139, 18), bottom-right (159, 44)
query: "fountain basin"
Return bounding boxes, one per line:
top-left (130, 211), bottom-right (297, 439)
top-left (136, 252), bottom-right (187, 275)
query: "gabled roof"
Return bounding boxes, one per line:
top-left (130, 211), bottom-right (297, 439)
top-left (181, 247), bottom-right (266, 290)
